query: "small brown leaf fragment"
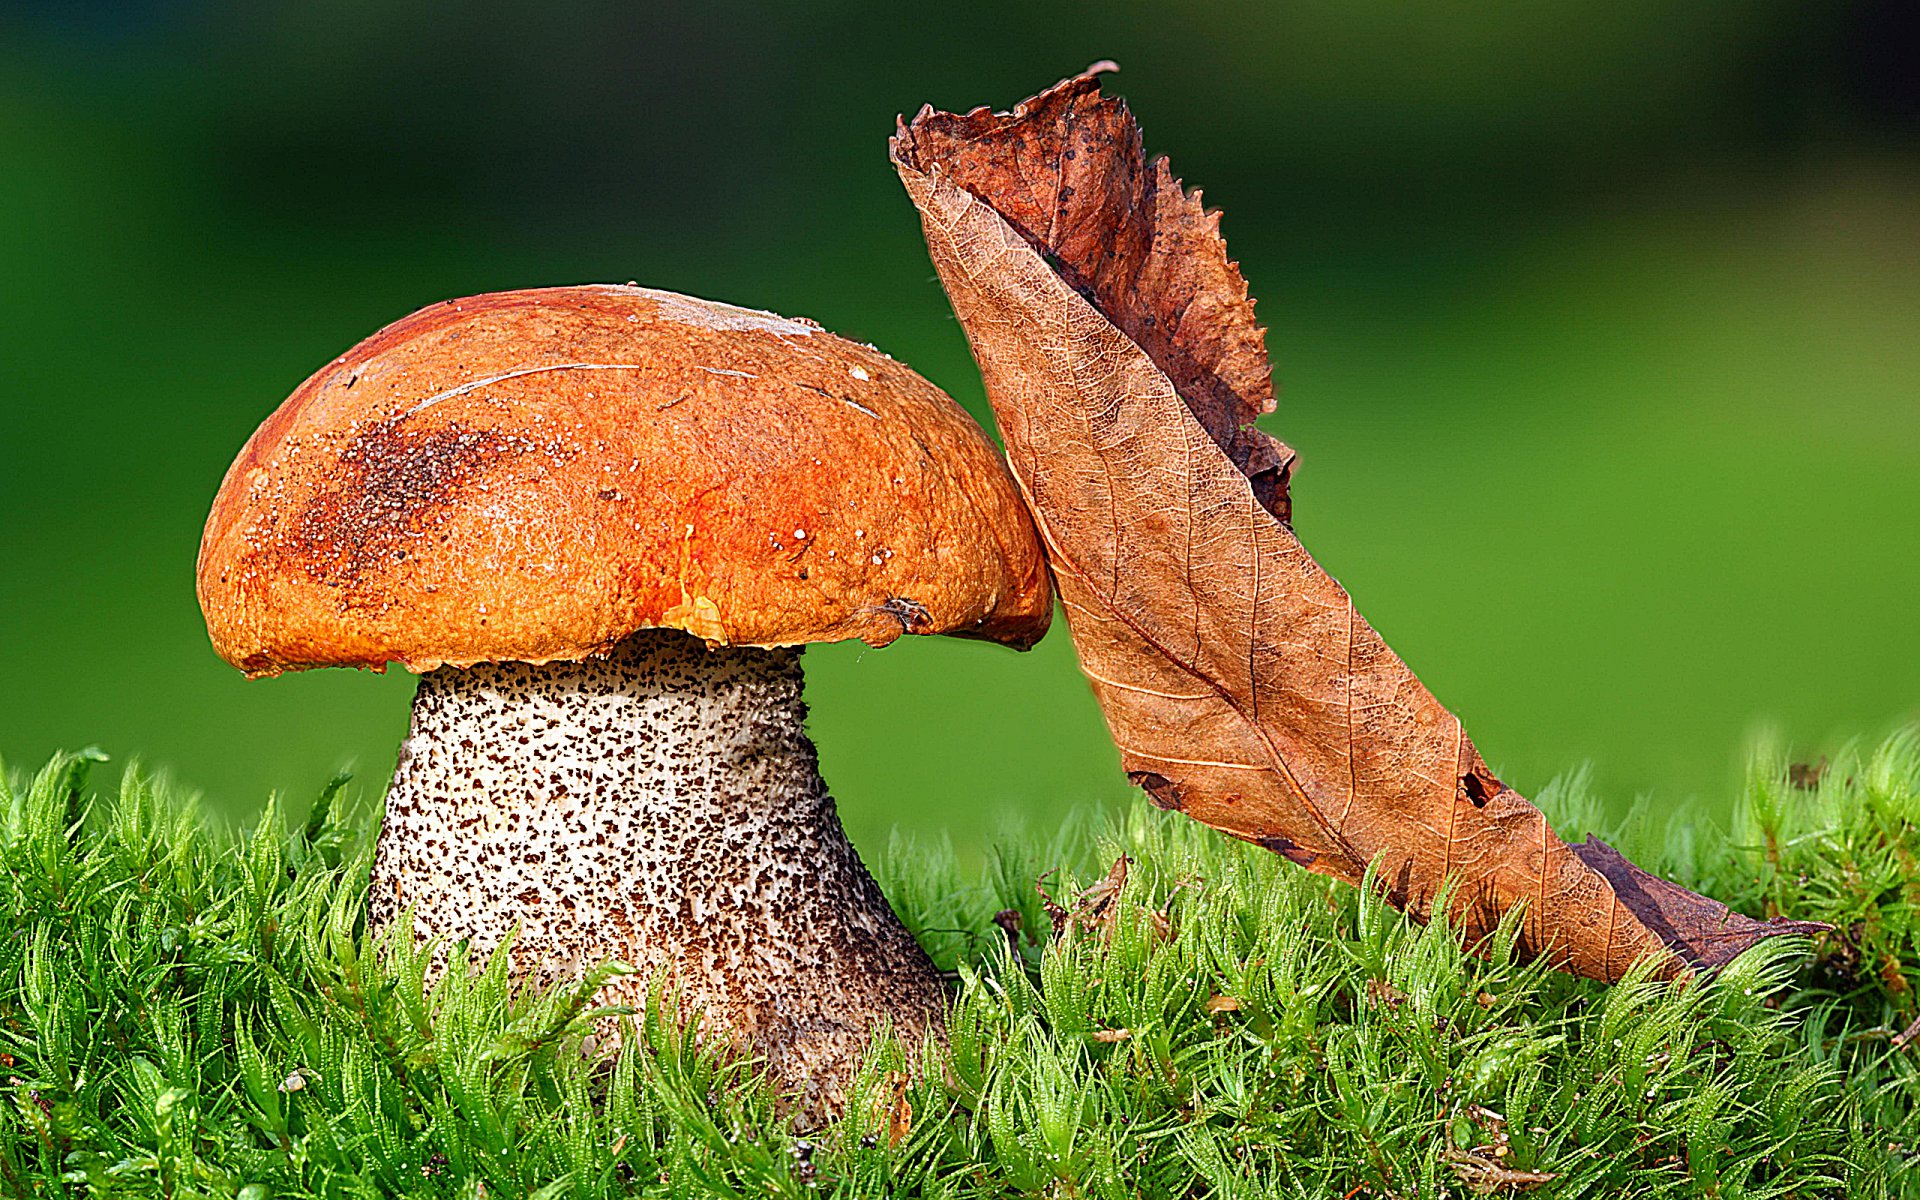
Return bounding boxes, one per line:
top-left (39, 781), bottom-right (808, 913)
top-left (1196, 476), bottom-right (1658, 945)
top-left (1071, 855), bottom-right (1130, 942)
top-left (1788, 757), bottom-right (1828, 789)
top-left (1146, 907), bottom-right (1173, 945)
top-left (884, 1070), bottom-right (913, 1148)
top-left (1442, 1148), bottom-right (1558, 1196)
top-left (1035, 870), bottom-right (1071, 936)
top-left (1081, 854), bottom-right (1129, 907)
top-left (1364, 979), bottom-right (1407, 1011)
top-left (992, 907), bottom-right (1024, 952)
top-left (1204, 994), bottom-right (1240, 1014)
top-left (1091, 1027), bottom-right (1133, 1043)
top-left (892, 69), bottom-right (1828, 985)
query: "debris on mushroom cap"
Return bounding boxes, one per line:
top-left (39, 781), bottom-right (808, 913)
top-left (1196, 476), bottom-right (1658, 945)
top-left (196, 285), bottom-right (1053, 677)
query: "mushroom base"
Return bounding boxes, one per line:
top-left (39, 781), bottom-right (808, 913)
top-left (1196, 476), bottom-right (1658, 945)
top-left (368, 629), bottom-right (948, 1120)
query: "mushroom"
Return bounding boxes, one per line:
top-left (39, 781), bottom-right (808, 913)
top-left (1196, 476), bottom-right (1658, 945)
top-left (196, 284), bottom-right (1052, 1119)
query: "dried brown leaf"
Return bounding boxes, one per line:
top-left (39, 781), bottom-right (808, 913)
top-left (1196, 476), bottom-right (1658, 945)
top-left (1146, 907), bottom-right (1173, 945)
top-left (1076, 854), bottom-right (1129, 940)
top-left (1788, 757), bottom-right (1828, 789)
top-left (1464, 1103), bottom-right (1508, 1132)
top-left (1079, 854), bottom-right (1129, 911)
top-left (1442, 1148), bottom-right (1558, 1196)
top-left (991, 907), bottom-right (1024, 952)
top-left (883, 1069), bottom-right (913, 1148)
top-left (892, 67), bottom-right (1825, 984)
top-left (1365, 978), bottom-right (1408, 1011)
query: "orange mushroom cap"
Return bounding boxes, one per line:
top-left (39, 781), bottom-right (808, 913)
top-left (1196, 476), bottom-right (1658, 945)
top-left (198, 285), bottom-right (1052, 677)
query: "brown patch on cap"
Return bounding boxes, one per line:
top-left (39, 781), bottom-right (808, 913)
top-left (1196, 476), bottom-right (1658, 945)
top-left (198, 285), bottom-right (1053, 675)
top-left (286, 418), bottom-right (558, 594)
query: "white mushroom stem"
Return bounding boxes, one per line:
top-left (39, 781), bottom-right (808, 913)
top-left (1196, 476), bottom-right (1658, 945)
top-left (367, 629), bottom-right (947, 1118)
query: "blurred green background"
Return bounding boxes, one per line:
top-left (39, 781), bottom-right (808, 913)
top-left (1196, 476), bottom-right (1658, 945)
top-left (2, 1), bottom-right (1916, 857)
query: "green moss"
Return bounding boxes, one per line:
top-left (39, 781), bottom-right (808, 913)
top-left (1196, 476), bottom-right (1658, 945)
top-left (1, 735), bottom-right (1914, 1198)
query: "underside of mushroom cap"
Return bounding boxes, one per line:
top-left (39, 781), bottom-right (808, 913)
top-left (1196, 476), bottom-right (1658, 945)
top-left (197, 285), bottom-right (1053, 677)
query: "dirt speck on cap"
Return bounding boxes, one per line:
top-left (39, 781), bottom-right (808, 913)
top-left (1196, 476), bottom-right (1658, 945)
top-left (286, 417), bottom-right (553, 590)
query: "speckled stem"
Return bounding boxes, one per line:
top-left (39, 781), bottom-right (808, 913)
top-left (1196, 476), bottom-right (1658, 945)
top-left (367, 629), bottom-right (947, 1120)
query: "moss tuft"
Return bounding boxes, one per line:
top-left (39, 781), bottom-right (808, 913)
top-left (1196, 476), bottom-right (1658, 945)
top-left (2, 733), bottom-right (1916, 1197)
